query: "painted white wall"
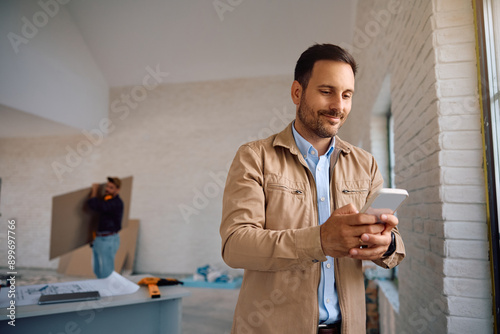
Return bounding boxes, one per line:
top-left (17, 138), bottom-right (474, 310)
top-left (0, 75), bottom-right (295, 275)
top-left (0, 0), bottom-right (108, 131)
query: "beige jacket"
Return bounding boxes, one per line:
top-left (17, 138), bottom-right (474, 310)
top-left (220, 123), bottom-right (405, 333)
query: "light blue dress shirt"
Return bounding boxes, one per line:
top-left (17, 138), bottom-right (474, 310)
top-left (292, 123), bottom-right (341, 324)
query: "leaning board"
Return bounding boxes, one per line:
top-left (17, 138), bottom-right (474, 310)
top-left (49, 176), bottom-right (133, 259)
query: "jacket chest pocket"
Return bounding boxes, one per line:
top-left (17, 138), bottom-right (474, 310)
top-left (334, 180), bottom-right (371, 211)
top-left (264, 175), bottom-right (310, 230)
top-left (267, 183), bottom-right (304, 195)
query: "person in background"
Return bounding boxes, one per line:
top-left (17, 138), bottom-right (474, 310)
top-left (87, 177), bottom-right (123, 279)
top-left (220, 44), bottom-right (405, 333)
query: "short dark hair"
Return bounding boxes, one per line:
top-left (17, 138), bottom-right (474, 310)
top-left (107, 177), bottom-right (121, 188)
top-left (294, 44), bottom-right (357, 89)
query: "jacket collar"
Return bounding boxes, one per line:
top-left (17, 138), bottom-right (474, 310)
top-left (273, 122), bottom-right (352, 156)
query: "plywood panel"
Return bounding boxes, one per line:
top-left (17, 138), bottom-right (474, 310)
top-left (50, 176), bottom-right (133, 259)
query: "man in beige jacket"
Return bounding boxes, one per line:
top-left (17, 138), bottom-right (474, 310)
top-left (220, 44), bottom-right (405, 334)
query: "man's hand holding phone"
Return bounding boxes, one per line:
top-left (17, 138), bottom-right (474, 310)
top-left (350, 188), bottom-right (408, 259)
top-left (348, 213), bottom-right (398, 259)
top-left (320, 188), bottom-right (408, 260)
top-left (320, 204), bottom-right (385, 259)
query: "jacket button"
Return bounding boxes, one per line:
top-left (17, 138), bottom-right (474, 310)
top-left (312, 259), bottom-right (319, 263)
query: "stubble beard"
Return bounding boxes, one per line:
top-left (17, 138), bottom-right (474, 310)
top-left (297, 95), bottom-right (344, 139)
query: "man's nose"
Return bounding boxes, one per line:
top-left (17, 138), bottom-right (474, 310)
top-left (328, 95), bottom-right (343, 111)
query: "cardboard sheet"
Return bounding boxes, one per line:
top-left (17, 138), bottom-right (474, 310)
top-left (120, 219), bottom-right (140, 274)
top-left (50, 176), bottom-right (133, 259)
top-left (57, 220), bottom-right (140, 278)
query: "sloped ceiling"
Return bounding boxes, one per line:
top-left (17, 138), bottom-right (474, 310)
top-left (0, 0), bottom-right (356, 138)
top-left (67, 0), bottom-right (357, 86)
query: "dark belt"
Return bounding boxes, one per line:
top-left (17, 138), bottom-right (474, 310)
top-left (96, 231), bottom-right (117, 237)
top-left (318, 322), bottom-right (341, 334)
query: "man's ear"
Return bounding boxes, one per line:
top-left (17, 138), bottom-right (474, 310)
top-left (291, 80), bottom-right (303, 106)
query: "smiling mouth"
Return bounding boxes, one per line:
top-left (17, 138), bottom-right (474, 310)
top-left (320, 112), bottom-right (343, 122)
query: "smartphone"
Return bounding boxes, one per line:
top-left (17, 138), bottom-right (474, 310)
top-left (38, 291), bottom-right (100, 305)
top-left (360, 188), bottom-right (409, 219)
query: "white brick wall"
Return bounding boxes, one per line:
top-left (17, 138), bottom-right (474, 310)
top-left (0, 135), bottom-right (99, 269)
top-left (344, 0), bottom-right (493, 332)
top-left (0, 75), bottom-right (294, 275)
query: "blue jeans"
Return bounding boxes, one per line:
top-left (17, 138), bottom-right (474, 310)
top-left (92, 234), bottom-right (120, 278)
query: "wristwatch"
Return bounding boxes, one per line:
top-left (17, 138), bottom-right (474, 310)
top-left (382, 231), bottom-right (396, 257)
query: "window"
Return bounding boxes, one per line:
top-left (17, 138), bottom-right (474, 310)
top-left (475, 0), bottom-right (500, 327)
top-left (370, 75), bottom-right (394, 189)
top-left (366, 75), bottom-right (398, 282)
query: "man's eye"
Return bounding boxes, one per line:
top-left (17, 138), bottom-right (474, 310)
top-left (320, 90), bottom-right (331, 94)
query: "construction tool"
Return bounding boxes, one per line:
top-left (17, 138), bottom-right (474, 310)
top-left (137, 277), bottom-right (183, 299)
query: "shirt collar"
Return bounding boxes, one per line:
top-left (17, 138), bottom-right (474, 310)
top-left (292, 121), bottom-right (335, 159)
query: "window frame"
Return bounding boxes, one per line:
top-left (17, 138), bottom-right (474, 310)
top-left (474, 0), bottom-right (500, 329)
